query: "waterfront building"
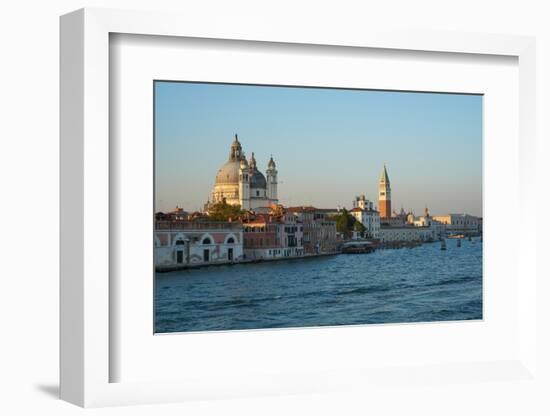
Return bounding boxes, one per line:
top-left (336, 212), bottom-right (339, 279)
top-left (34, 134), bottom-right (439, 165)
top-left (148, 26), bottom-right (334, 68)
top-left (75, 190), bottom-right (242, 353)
top-left (431, 213), bottom-right (482, 234)
top-left (378, 164), bottom-right (391, 220)
top-left (411, 207), bottom-right (432, 226)
top-left (378, 225), bottom-right (434, 243)
top-left (349, 200), bottom-right (380, 238)
top-left (287, 206), bottom-right (340, 254)
top-left (155, 220), bottom-right (244, 270)
top-left (314, 207), bottom-right (342, 217)
top-left (209, 134), bottom-right (278, 212)
top-left (386, 207), bottom-right (408, 226)
top-left (243, 211), bottom-right (304, 260)
top-left (412, 207), bottom-right (446, 239)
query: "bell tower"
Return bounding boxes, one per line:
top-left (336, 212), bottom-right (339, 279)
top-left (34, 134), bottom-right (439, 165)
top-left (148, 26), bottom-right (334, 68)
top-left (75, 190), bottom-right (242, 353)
top-left (239, 156), bottom-right (250, 210)
top-left (266, 155), bottom-right (278, 204)
top-left (378, 163), bottom-right (391, 220)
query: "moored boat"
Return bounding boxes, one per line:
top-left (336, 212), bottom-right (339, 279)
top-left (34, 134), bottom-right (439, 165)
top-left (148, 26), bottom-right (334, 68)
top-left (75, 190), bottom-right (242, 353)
top-left (342, 239), bottom-right (376, 254)
top-left (448, 234), bottom-right (465, 239)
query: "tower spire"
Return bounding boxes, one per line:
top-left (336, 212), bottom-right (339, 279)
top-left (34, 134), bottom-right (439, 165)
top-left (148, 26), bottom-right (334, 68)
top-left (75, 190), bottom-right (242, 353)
top-left (380, 163), bottom-right (390, 184)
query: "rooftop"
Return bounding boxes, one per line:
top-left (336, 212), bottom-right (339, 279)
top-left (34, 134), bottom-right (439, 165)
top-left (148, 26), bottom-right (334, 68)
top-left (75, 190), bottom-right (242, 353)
top-left (155, 220), bottom-right (242, 230)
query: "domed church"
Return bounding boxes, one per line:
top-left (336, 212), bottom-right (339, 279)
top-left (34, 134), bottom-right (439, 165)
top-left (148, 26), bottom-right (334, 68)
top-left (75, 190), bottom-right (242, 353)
top-left (209, 134), bottom-right (278, 212)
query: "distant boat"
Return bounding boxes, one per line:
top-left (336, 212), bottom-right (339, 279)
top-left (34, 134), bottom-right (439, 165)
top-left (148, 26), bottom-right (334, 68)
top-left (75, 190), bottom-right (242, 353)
top-left (441, 239), bottom-right (447, 250)
top-left (342, 239), bottom-right (376, 254)
top-left (448, 234), bottom-right (465, 239)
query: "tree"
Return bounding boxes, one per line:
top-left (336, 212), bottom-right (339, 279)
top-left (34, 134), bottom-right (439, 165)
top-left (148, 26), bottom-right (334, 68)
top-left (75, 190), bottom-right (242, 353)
top-left (207, 201), bottom-right (245, 221)
top-left (353, 220), bottom-right (366, 237)
top-left (334, 208), bottom-right (357, 238)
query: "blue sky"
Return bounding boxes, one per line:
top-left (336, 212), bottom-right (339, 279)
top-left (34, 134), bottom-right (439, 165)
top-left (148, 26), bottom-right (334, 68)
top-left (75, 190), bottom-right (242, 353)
top-left (155, 81), bottom-right (482, 216)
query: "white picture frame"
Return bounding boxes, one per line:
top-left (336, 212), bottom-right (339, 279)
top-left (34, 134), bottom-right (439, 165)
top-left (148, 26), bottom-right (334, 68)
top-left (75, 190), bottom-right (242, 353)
top-left (60, 7), bottom-right (537, 407)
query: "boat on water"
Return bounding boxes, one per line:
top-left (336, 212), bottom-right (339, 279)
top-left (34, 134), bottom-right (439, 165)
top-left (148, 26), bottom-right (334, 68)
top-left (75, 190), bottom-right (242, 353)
top-left (448, 234), bottom-right (465, 239)
top-left (342, 239), bottom-right (376, 254)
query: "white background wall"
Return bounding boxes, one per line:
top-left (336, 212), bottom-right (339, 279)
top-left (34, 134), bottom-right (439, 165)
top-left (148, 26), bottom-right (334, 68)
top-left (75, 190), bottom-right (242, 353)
top-left (1, 0), bottom-right (549, 414)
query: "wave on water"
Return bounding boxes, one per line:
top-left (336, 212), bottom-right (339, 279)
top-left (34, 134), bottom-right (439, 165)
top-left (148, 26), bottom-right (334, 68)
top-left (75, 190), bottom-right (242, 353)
top-left (155, 241), bottom-right (483, 333)
top-left (427, 275), bottom-right (480, 287)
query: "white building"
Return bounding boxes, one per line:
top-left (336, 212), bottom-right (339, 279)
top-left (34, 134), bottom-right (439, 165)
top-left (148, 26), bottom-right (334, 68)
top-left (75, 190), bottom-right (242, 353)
top-left (352, 194), bottom-right (374, 210)
top-left (431, 213), bottom-right (482, 234)
top-left (210, 134), bottom-right (278, 212)
top-left (411, 207), bottom-right (445, 239)
top-left (349, 207), bottom-right (380, 238)
top-left (378, 225), bottom-right (434, 243)
top-left (155, 221), bottom-right (244, 270)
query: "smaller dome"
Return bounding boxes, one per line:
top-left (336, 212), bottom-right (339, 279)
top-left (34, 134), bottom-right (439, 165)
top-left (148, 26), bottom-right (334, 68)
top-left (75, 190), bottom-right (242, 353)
top-left (250, 169), bottom-right (267, 189)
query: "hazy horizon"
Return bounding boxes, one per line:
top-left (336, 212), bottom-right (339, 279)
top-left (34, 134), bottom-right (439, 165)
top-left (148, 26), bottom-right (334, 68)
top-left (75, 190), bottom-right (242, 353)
top-left (155, 81), bottom-right (483, 217)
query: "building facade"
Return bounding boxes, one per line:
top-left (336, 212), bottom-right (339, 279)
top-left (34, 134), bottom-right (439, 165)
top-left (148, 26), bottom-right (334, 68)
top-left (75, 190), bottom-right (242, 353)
top-left (349, 205), bottom-right (380, 238)
top-left (210, 134), bottom-right (278, 212)
top-left (431, 214), bottom-right (482, 234)
top-left (385, 207), bottom-right (409, 226)
top-left (155, 220), bottom-right (244, 270)
top-left (353, 194), bottom-right (374, 210)
top-left (411, 207), bottom-right (446, 239)
top-left (287, 206), bottom-right (339, 254)
top-left (378, 225), bottom-right (435, 243)
top-left (243, 212), bottom-right (304, 260)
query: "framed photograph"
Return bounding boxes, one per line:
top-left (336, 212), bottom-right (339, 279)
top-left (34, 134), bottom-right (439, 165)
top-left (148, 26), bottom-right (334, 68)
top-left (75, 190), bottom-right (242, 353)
top-left (152, 81), bottom-right (483, 334)
top-left (60, 8), bottom-right (538, 407)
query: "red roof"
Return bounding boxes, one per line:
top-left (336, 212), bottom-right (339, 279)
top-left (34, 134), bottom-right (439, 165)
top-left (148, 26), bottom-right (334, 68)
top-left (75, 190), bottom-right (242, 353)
top-left (244, 213), bottom-right (282, 225)
top-left (286, 206), bottom-right (317, 212)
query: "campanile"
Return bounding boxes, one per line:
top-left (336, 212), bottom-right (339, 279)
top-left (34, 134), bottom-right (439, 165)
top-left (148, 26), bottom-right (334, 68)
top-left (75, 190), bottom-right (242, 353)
top-left (378, 164), bottom-right (391, 219)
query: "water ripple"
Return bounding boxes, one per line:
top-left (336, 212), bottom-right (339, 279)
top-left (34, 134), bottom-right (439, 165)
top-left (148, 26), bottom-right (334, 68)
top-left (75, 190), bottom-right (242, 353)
top-left (155, 238), bottom-right (482, 333)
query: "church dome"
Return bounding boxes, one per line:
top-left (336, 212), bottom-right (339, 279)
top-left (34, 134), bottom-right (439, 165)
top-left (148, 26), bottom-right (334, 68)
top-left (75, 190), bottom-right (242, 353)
top-left (250, 169), bottom-right (267, 189)
top-left (213, 136), bottom-right (267, 189)
top-left (248, 151), bottom-right (266, 189)
top-left (215, 160), bottom-right (241, 185)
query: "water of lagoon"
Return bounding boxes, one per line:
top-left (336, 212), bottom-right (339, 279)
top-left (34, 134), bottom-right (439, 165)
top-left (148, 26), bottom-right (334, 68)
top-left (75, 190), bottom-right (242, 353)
top-left (155, 238), bottom-right (482, 333)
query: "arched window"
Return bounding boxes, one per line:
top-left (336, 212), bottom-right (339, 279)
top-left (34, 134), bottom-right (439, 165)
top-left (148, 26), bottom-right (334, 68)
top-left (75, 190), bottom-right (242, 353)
top-left (227, 237), bottom-right (235, 244)
top-left (175, 239), bottom-right (185, 245)
top-left (202, 237), bottom-right (212, 245)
